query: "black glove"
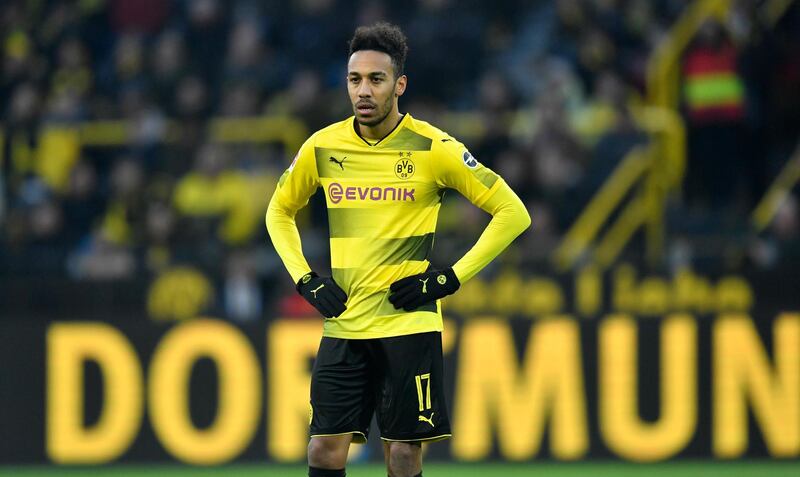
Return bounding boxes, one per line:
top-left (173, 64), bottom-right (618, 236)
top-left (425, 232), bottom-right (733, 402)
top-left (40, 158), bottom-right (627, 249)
top-left (388, 267), bottom-right (460, 311)
top-left (296, 271), bottom-right (348, 318)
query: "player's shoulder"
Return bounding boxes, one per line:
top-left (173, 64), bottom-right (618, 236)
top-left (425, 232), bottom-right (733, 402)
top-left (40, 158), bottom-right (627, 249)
top-left (407, 115), bottom-right (467, 163)
top-left (406, 115), bottom-right (457, 144)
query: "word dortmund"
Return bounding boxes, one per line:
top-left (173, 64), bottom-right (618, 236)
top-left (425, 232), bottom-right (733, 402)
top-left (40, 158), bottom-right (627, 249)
top-left (44, 315), bottom-right (800, 465)
top-left (328, 182), bottom-right (415, 204)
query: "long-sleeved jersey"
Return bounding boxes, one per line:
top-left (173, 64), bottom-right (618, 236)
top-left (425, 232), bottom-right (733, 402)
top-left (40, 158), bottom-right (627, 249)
top-left (266, 113), bottom-right (530, 339)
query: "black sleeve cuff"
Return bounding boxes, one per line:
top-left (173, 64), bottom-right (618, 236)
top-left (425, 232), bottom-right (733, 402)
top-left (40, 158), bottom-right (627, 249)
top-left (296, 271), bottom-right (318, 293)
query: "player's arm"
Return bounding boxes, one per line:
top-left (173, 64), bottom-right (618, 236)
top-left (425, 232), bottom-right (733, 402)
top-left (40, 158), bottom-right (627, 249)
top-left (450, 177), bottom-right (530, 280)
top-left (266, 139), bottom-right (347, 318)
top-left (389, 138), bottom-right (530, 311)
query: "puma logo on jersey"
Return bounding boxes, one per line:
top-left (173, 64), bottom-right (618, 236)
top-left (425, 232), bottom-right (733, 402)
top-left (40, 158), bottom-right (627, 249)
top-left (420, 278), bottom-right (429, 294)
top-left (418, 412), bottom-right (435, 427)
top-left (311, 284), bottom-right (325, 298)
top-left (329, 156), bottom-right (346, 170)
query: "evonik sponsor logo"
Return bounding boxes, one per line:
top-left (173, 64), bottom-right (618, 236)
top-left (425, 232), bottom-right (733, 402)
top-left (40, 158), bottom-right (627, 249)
top-left (327, 182), bottom-right (415, 204)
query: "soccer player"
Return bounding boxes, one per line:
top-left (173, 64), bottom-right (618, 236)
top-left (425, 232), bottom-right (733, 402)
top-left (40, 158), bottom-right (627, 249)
top-left (266, 23), bottom-right (530, 477)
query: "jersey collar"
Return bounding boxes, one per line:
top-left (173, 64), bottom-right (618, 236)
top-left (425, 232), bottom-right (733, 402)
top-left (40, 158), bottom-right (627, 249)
top-left (351, 113), bottom-right (411, 147)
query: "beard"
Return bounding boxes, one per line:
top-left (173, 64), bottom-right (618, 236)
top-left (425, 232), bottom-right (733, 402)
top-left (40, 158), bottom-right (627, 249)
top-left (355, 95), bottom-right (394, 127)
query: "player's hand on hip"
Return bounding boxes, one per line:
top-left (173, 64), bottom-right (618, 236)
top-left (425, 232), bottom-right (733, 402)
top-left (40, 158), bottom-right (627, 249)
top-left (388, 267), bottom-right (460, 311)
top-left (296, 271), bottom-right (348, 318)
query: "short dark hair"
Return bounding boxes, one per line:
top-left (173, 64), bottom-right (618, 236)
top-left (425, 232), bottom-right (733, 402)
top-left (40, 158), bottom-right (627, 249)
top-left (348, 22), bottom-right (408, 78)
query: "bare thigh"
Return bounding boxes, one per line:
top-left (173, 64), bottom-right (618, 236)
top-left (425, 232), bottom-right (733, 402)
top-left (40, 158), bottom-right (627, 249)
top-left (307, 434), bottom-right (353, 469)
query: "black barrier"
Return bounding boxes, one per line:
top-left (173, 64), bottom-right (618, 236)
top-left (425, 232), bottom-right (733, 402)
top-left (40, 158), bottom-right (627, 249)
top-left (0, 264), bottom-right (798, 465)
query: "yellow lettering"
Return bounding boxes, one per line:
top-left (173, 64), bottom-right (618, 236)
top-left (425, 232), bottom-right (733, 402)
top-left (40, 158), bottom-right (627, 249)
top-left (447, 278), bottom-right (488, 315)
top-left (148, 318), bottom-right (260, 464)
top-left (673, 268), bottom-right (714, 314)
top-left (441, 318), bottom-right (457, 354)
top-left (715, 277), bottom-right (753, 312)
top-left (638, 277), bottom-right (670, 316)
top-left (599, 314), bottom-right (697, 461)
top-left (576, 265), bottom-right (601, 317)
top-left (492, 272), bottom-right (523, 315)
top-left (521, 279), bottom-right (564, 316)
top-left (612, 264), bottom-right (637, 312)
top-left (713, 314), bottom-right (800, 457)
top-left (47, 323), bottom-right (142, 463)
top-left (268, 320), bottom-right (322, 461)
top-left (453, 318), bottom-right (587, 461)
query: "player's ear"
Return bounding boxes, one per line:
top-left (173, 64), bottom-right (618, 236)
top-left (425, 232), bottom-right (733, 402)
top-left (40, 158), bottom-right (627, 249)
top-left (395, 75), bottom-right (407, 97)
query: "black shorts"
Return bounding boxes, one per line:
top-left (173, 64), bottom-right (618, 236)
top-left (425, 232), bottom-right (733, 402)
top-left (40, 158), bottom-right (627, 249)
top-left (309, 331), bottom-right (451, 443)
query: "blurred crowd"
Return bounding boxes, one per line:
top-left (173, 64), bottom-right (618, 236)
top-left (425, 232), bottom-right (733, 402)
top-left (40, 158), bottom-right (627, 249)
top-left (1, 0), bottom-right (799, 320)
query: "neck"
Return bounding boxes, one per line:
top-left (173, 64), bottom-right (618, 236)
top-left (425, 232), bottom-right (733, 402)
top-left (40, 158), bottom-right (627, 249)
top-left (358, 103), bottom-right (402, 140)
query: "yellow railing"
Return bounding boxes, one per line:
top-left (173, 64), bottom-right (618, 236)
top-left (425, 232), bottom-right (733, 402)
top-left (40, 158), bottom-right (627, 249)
top-left (45, 116), bottom-right (308, 151)
top-left (208, 117), bottom-right (307, 151)
top-left (556, 0), bottom-right (795, 271)
top-left (552, 0), bottom-right (725, 272)
top-left (437, 104), bottom-right (686, 270)
top-left (553, 106), bottom-right (685, 271)
top-left (554, 146), bottom-right (651, 270)
top-left (764, 0), bottom-right (796, 26)
top-left (751, 143), bottom-right (800, 232)
top-left (0, 116), bottom-right (308, 197)
top-left (648, 0), bottom-right (795, 111)
top-left (646, 0), bottom-right (729, 111)
top-left (749, 0), bottom-right (799, 232)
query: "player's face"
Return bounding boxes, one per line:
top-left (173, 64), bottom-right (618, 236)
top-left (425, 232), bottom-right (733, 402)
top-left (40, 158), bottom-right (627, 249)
top-left (347, 50), bottom-right (407, 127)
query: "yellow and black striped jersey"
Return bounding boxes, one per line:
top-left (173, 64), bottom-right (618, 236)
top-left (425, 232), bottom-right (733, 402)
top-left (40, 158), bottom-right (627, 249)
top-left (267, 113), bottom-right (530, 339)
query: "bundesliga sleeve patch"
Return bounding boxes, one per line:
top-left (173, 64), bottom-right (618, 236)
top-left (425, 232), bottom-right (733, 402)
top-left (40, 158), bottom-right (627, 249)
top-left (462, 151), bottom-right (479, 169)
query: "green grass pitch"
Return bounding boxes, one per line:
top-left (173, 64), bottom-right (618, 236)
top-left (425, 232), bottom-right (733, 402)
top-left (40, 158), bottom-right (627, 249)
top-left (2, 461), bottom-right (800, 477)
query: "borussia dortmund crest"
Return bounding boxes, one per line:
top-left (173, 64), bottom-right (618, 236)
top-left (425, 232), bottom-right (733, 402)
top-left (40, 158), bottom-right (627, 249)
top-left (395, 157), bottom-right (415, 179)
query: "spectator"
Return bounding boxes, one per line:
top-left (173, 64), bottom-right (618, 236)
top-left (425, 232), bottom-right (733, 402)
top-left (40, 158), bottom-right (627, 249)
top-left (172, 143), bottom-right (259, 246)
top-left (69, 232), bottom-right (137, 280)
top-left (151, 30), bottom-right (188, 114)
top-left (682, 19), bottom-right (748, 211)
top-left (96, 156), bottom-right (146, 246)
top-left (224, 19), bottom-right (267, 87)
top-left (110, 0), bottom-right (170, 34)
top-left (142, 199), bottom-right (176, 272)
top-left (264, 69), bottom-right (333, 131)
top-left (112, 34), bottom-right (147, 94)
top-left (50, 36), bottom-right (93, 100)
top-left (529, 91), bottom-right (586, 206)
top-left (0, 0), bottom-right (797, 316)
top-left (749, 193), bottom-right (800, 269)
top-left (223, 250), bottom-right (263, 322)
top-left (61, 159), bottom-right (104, 246)
top-left (185, 0), bottom-right (228, 88)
